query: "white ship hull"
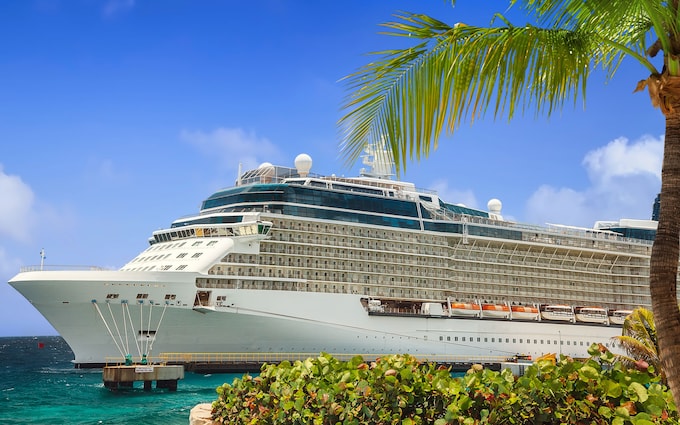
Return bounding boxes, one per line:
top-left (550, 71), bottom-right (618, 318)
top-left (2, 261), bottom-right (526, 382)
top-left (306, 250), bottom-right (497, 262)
top-left (11, 270), bottom-right (623, 366)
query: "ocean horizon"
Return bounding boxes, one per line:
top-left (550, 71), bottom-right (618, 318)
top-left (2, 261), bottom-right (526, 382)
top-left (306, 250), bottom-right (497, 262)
top-left (0, 336), bottom-right (242, 425)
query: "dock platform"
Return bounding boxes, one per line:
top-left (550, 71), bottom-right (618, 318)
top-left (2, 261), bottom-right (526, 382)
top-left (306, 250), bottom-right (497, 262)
top-left (102, 365), bottom-right (184, 391)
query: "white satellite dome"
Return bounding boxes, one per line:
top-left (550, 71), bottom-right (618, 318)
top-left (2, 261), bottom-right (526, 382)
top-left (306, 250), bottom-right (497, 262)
top-left (295, 153), bottom-right (312, 177)
top-left (258, 162), bottom-right (274, 174)
top-left (487, 198), bottom-right (502, 215)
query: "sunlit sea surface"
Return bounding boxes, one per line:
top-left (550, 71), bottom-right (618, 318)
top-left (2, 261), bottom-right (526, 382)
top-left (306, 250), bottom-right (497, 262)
top-left (0, 336), bottom-right (243, 424)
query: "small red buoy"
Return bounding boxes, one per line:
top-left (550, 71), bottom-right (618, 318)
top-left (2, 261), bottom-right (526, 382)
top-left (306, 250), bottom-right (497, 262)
top-left (38, 342), bottom-right (45, 349)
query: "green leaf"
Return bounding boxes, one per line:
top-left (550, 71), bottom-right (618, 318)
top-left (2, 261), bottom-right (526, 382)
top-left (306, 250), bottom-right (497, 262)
top-left (603, 381), bottom-right (623, 398)
top-left (578, 365), bottom-right (600, 380)
top-left (598, 405), bottom-right (612, 418)
top-left (615, 406), bottom-right (631, 418)
top-left (629, 382), bottom-right (648, 402)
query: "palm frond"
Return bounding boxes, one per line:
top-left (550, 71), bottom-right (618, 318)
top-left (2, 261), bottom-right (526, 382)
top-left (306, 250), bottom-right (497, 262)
top-left (519, 0), bottom-right (665, 68)
top-left (339, 3), bottom-right (661, 172)
top-left (611, 307), bottom-right (664, 380)
top-left (340, 13), bottom-right (598, 171)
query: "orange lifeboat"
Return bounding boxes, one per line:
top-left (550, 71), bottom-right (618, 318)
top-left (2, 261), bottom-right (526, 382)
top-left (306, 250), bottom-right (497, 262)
top-left (450, 302), bottom-right (481, 317)
top-left (510, 305), bottom-right (539, 320)
top-left (481, 304), bottom-right (510, 318)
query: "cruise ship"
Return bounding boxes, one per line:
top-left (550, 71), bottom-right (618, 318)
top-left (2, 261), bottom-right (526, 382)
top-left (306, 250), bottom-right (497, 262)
top-left (9, 146), bottom-right (657, 368)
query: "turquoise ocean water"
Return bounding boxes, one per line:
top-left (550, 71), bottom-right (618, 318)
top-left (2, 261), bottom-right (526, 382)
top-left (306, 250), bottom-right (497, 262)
top-left (0, 336), bottom-right (243, 425)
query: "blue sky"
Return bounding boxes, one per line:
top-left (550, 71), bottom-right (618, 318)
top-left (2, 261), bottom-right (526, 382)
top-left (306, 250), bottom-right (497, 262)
top-left (0, 1), bottom-right (665, 336)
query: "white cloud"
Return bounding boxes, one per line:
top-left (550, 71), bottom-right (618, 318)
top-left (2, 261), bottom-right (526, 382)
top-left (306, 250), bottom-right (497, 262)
top-left (583, 135), bottom-right (662, 184)
top-left (103, 0), bottom-right (135, 17)
top-left (429, 179), bottom-right (479, 210)
top-left (180, 127), bottom-right (283, 171)
top-left (0, 165), bottom-right (36, 243)
top-left (525, 135), bottom-right (663, 227)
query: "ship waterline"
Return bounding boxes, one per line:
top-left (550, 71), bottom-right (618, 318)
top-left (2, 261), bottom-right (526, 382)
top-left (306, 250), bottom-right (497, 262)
top-left (9, 148), bottom-right (657, 367)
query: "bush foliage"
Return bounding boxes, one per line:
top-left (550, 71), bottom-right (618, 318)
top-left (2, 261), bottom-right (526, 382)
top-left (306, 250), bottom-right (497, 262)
top-left (211, 344), bottom-right (678, 424)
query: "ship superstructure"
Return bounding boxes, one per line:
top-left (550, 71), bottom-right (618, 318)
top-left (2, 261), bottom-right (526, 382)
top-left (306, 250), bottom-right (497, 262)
top-left (9, 147), bottom-right (658, 367)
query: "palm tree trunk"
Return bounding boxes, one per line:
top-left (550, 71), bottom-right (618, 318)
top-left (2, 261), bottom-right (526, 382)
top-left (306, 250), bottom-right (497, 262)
top-left (652, 110), bottom-right (680, 407)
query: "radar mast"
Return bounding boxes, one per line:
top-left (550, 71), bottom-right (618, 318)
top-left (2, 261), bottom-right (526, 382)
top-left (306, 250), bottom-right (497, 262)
top-left (360, 141), bottom-right (395, 180)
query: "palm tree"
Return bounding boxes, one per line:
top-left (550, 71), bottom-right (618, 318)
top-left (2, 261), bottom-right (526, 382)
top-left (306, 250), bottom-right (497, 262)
top-left (339, 0), bottom-right (680, 405)
top-left (612, 307), bottom-right (664, 382)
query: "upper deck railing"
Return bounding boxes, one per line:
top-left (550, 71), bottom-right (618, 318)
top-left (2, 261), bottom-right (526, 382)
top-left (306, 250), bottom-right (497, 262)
top-left (19, 265), bottom-right (113, 273)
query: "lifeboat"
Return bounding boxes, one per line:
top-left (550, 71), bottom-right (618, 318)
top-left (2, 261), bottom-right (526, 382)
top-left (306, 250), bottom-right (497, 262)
top-left (481, 303), bottom-right (510, 318)
top-left (609, 309), bottom-right (633, 325)
top-left (367, 299), bottom-right (385, 313)
top-left (540, 305), bottom-right (575, 323)
top-left (510, 305), bottom-right (539, 320)
top-left (450, 302), bottom-right (481, 317)
top-left (574, 306), bottom-right (609, 324)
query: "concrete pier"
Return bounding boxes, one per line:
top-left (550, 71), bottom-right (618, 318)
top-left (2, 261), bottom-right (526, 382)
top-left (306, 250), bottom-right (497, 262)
top-left (102, 364), bottom-right (184, 391)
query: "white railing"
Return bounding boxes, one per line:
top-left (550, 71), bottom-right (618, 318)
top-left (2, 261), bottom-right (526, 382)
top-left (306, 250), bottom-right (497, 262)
top-left (19, 265), bottom-right (112, 273)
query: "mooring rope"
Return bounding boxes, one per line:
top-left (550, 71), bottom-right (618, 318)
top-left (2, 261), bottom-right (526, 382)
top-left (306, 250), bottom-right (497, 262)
top-left (122, 301), bottom-right (130, 354)
top-left (147, 302), bottom-right (168, 355)
top-left (144, 302), bottom-right (153, 355)
top-left (124, 302), bottom-right (142, 359)
top-left (139, 302), bottom-right (144, 355)
top-left (92, 302), bottom-right (125, 357)
top-left (106, 302), bottom-right (126, 356)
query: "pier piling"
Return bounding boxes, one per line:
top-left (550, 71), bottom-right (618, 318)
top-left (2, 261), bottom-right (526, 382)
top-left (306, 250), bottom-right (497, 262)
top-left (102, 365), bottom-right (184, 391)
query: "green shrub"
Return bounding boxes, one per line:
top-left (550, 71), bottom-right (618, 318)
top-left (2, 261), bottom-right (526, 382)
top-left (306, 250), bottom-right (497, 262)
top-left (211, 344), bottom-right (678, 424)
